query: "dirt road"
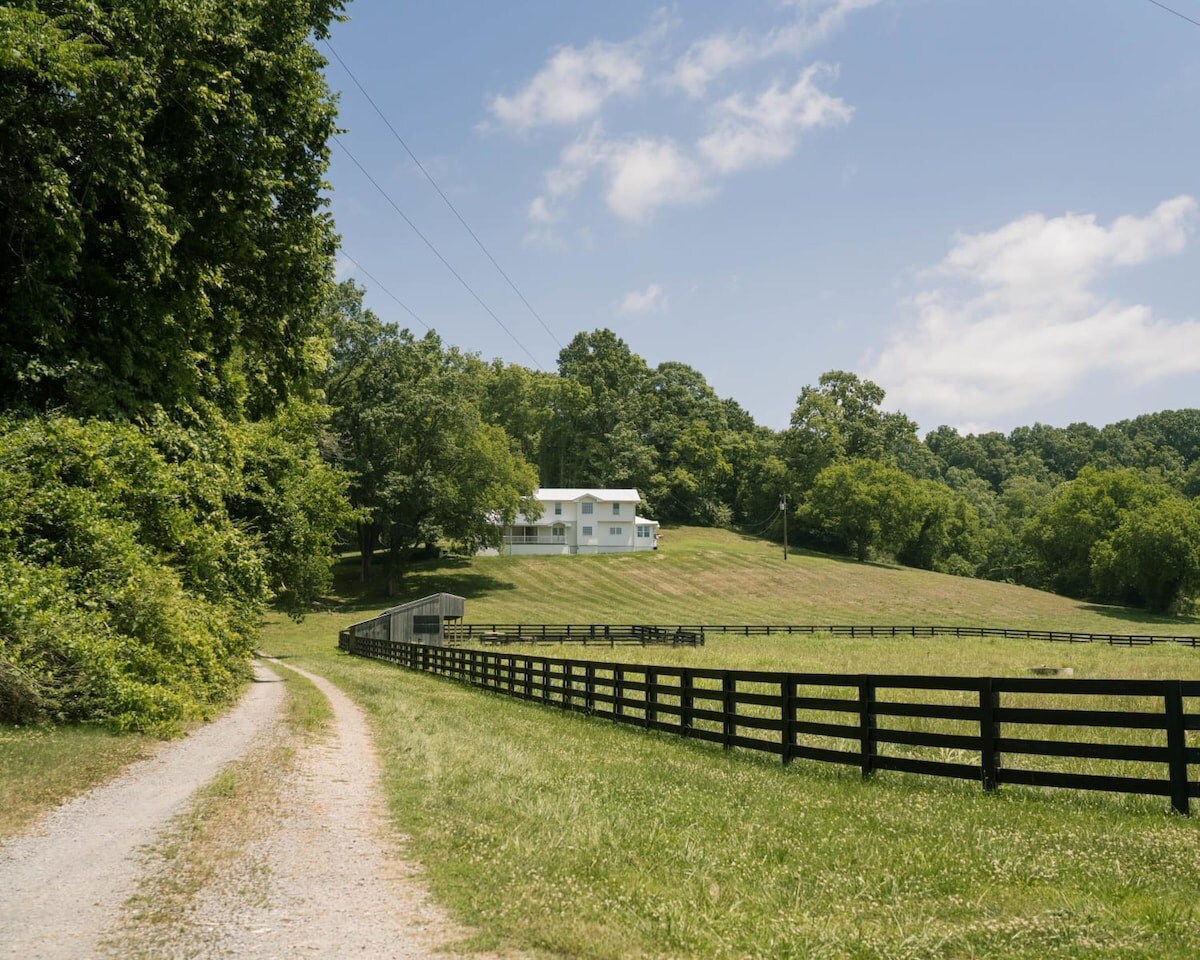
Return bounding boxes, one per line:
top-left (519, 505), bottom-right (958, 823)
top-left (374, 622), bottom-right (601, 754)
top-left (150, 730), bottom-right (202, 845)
top-left (0, 660), bottom-right (492, 959)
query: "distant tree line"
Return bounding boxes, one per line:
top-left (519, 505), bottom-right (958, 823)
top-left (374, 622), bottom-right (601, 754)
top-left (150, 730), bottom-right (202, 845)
top-left (324, 291), bottom-right (1200, 614)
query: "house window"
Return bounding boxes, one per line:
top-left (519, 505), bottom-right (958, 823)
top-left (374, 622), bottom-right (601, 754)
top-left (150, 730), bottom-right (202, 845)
top-left (582, 525), bottom-right (593, 536)
top-left (581, 502), bottom-right (593, 515)
top-left (412, 615), bottom-right (440, 635)
top-left (612, 503), bottom-right (620, 515)
top-left (610, 527), bottom-right (623, 536)
top-left (554, 502), bottom-right (562, 515)
top-left (637, 525), bottom-right (652, 538)
top-left (552, 524), bottom-right (565, 539)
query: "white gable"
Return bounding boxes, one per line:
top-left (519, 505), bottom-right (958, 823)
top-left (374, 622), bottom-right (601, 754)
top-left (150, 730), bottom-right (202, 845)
top-left (536, 487), bottom-right (641, 502)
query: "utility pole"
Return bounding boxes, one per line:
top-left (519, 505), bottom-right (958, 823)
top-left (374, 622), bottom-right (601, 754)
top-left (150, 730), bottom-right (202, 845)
top-left (779, 494), bottom-right (788, 560)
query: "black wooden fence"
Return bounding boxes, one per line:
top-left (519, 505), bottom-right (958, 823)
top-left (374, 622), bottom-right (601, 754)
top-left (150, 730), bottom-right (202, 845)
top-left (338, 633), bottom-right (1200, 816)
top-left (442, 622), bottom-right (1200, 646)
top-left (441, 623), bottom-right (704, 645)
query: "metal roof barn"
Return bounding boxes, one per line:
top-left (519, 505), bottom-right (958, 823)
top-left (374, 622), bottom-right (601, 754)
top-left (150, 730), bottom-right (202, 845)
top-left (345, 593), bottom-right (465, 646)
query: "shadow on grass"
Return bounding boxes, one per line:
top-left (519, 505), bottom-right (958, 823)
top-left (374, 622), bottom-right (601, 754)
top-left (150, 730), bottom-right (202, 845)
top-left (1076, 603), bottom-right (1200, 629)
top-left (731, 530), bottom-right (907, 571)
top-left (300, 554), bottom-right (517, 616)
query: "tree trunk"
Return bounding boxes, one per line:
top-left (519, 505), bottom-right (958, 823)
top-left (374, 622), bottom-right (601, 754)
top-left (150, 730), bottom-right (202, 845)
top-left (386, 528), bottom-right (399, 598)
top-left (358, 522), bottom-right (376, 584)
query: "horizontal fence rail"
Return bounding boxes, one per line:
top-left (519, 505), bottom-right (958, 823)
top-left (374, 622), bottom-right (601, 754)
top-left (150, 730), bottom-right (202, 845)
top-left (441, 623), bottom-right (704, 646)
top-left (338, 634), bottom-right (1200, 816)
top-left (440, 623), bottom-right (1200, 648)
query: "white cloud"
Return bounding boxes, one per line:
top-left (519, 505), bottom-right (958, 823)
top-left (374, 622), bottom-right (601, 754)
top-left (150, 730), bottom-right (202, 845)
top-left (531, 123), bottom-right (711, 224)
top-left (670, 32), bottom-right (759, 100)
top-left (619, 283), bottom-right (668, 315)
top-left (669, 0), bottom-right (881, 98)
top-left (868, 196), bottom-right (1200, 425)
top-left (488, 13), bottom-right (676, 131)
top-left (528, 63), bottom-right (846, 225)
top-left (489, 40), bottom-right (643, 130)
top-left (697, 64), bottom-right (852, 173)
top-left (527, 195), bottom-right (561, 224)
top-left (605, 138), bottom-right (711, 222)
top-left (512, 5), bottom-right (867, 228)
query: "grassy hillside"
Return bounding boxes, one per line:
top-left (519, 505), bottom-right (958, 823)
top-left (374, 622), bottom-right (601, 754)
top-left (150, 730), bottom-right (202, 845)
top-left (345, 526), bottom-right (1200, 635)
top-left (251, 526), bottom-right (1200, 959)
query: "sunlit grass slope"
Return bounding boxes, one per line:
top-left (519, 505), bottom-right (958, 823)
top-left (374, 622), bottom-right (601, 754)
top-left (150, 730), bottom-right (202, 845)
top-left (256, 527), bottom-right (1200, 959)
top-left (343, 526), bottom-right (1200, 635)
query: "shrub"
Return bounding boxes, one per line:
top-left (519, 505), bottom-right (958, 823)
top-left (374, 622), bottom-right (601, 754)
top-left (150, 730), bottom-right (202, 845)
top-left (0, 413), bottom-right (267, 732)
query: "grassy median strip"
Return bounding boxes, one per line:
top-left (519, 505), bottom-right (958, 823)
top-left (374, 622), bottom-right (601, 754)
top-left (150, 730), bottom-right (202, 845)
top-left (108, 664), bottom-right (331, 958)
top-left (264, 620), bottom-right (1200, 960)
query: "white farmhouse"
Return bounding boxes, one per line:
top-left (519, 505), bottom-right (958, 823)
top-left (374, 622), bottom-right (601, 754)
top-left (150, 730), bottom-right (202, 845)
top-left (487, 488), bottom-right (659, 556)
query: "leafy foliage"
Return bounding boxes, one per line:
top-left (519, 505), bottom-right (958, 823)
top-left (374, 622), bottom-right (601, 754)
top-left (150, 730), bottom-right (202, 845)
top-left (0, 0), bottom-right (350, 729)
top-left (326, 284), bottom-right (539, 592)
top-left (0, 0), bottom-right (343, 418)
top-left (0, 415), bottom-right (262, 730)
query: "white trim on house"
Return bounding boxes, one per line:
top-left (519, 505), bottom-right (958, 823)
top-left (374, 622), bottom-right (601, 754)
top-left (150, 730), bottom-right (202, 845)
top-left (483, 488), bottom-right (660, 556)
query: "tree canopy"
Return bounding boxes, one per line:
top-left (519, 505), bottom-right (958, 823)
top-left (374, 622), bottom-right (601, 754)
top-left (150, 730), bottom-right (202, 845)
top-left (1, 0), bottom-right (343, 418)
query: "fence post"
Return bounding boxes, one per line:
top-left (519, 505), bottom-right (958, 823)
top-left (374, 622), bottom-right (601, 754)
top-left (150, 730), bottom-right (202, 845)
top-left (979, 677), bottom-right (1000, 792)
top-left (563, 661), bottom-right (572, 710)
top-left (859, 678), bottom-right (876, 779)
top-left (782, 677), bottom-right (796, 765)
top-left (723, 674), bottom-right (736, 750)
top-left (681, 670), bottom-right (693, 737)
top-left (645, 668), bottom-right (657, 728)
top-left (585, 664), bottom-right (595, 714)
top-left (1165, 680), bottom-right (1190, 816)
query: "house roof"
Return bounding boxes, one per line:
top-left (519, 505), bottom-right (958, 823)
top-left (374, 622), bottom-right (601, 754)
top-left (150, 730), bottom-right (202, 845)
top-left (535, 487), bottom-right (642, 502)
top-left (634, 515), bottom-right (659, 526)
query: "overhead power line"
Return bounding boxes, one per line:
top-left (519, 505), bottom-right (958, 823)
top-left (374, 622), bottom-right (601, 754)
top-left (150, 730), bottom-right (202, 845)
top-left (337, 250), bottom-right (430, 330)
top-left (332, 135), bottom-right (545, 370)
top-left (324, 39), bottom-right (564, 352)
top-left (1143, 0), bottom-right (1200, 29)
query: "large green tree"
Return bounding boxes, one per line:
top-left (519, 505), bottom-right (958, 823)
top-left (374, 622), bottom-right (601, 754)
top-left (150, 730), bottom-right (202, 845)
top-left (783, 371), bottom-right (925, 492)
top-left (1, 0), bottom-right (343, 418)
top-left (798, 460), bottom-right (927, 562)
top-left (327, 307), bottom-right (539, 593)
top-left (1026, 467), bottom-right (1174, 599)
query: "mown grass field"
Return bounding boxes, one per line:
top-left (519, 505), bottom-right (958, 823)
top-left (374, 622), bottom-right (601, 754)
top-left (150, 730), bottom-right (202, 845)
top-left (260, 527), bottom-right (1200, 959)
top-left (366, 526), bottom-right (1200, 634)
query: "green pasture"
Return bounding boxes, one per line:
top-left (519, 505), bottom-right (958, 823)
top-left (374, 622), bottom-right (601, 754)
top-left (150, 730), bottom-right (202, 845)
top-left (349, 526), bottom-right (1200, 635)
top-left (258, 528), bottom-right (1200, 958)
top-left (8, 526), bottom-right (1200, 956)
top-left (262, 614), bottom-right (1200, 959)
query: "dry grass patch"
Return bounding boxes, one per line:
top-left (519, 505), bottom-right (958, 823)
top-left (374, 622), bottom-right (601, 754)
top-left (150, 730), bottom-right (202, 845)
top-left (0, 726), bottom-right (155, 840)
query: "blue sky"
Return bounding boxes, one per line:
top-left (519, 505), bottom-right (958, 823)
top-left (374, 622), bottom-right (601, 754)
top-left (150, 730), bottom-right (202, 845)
top-left (324, 0), bottom-right (1199, 434)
